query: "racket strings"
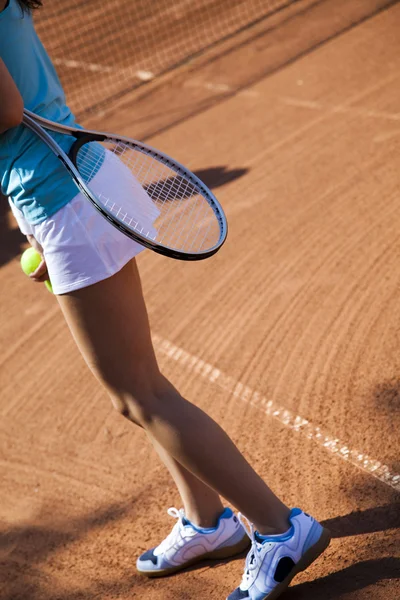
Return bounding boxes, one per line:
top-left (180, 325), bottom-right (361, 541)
top-left (76, 140), bottom-right (221, 253)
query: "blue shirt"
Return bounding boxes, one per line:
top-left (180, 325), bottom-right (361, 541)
top-left (0, 0), bottom-right (79, 224)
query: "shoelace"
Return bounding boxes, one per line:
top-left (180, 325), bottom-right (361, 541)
top-left (156, 507), bottom-right (186, 554)
top-left (238, 513), bottom-right (263, 586)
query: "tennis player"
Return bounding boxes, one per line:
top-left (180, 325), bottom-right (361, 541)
top-left (0, 1), bottom-right (330, 598)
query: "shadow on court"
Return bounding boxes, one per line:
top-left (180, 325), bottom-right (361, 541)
top-left (0, 194), bottom-right (26, 267)
top-left (194, 167), bottom-right (248, 189)
top-left (321, 503), bottom-right (400, 538)
top-left (144, 166), bottom-right (248, 200)
top-left (0, 500), bottom-right (146, 600)
top-left (286, 557), bottom-right (399, 599)
top-left (285, 503), bottom-right (400, 599)
top-left (2, 502), bottom-right (398, 600)
top-left (373, 379), bottom-right (400, 417)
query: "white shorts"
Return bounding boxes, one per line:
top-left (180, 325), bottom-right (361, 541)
top-left (10, 150), bottom-right (159, 295)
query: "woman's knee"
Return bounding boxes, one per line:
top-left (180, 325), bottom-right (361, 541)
top-left (108, 383), bottom-right (162, 428)
top-left (101, 366), bottom-right (178, 427)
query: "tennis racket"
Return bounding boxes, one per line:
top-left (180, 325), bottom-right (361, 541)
top-left (22, 109), bottom-right (227, 261)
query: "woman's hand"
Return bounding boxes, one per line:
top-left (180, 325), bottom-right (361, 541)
top-left (26, 234), bottom-right (48, 282)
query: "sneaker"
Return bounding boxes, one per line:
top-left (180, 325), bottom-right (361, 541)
top-left (136, 506), bottom-right (250, 577)
top-left (227, 508), bottom-right (331, 600)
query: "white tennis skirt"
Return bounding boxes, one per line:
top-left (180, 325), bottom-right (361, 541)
top-left (10, 150), bottom-right (160, 295)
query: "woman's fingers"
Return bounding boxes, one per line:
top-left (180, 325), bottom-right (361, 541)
top-left (30, 258), bottom-right (49, 282)
top-left (26, 234), bottom-right (44, 255)
top-left (25, 234), bottom-right (48, 282)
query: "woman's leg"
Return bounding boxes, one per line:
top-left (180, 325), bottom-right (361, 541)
top-left (57, 259), bottom-right (290, 534)
top-left (148, 435), bottom-right (224, 528)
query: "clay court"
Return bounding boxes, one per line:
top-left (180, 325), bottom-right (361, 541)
top-left (1, 0), bottom-right (399, 598)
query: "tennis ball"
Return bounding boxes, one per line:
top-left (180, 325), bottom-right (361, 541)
top-left (44, 280), bottom-right (53, 294)
top-left (20, 246), bottom-right (41, 275)
top-left (20, 247), bottom-right (53, 294)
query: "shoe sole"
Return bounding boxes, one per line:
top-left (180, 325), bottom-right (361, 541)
top-left (137, 533), bottom-right (250, 578)
top-left (259, 527), bottom-right (331, 600)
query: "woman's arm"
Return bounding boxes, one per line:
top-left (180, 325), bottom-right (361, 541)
top-left (0, 58), bottom-right (24, 133)
top-left (0, 55), bottom-right (47, 280)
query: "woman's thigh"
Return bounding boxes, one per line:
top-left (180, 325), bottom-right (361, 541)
top-left (57, 259), bottom-right (162, 413)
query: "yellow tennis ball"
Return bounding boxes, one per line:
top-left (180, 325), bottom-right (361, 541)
top-left (20, 247), bottom-right (53, 294)
top-left (20, 247), bottom-right (41, 275)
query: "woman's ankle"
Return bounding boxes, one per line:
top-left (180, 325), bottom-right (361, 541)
top-left (255, 510), bottom-right (291, 536)
top-left (185, 504), bottom-right (225, 529)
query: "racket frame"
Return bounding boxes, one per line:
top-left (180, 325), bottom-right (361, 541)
top-left (22, 109), bottom-right (227, 260)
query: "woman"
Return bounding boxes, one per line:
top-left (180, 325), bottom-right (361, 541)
top-left (0, 1), bottom-right (330, 598)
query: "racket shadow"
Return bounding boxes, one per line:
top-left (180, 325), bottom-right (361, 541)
top-left (144, 166), bottom-right (248, 201)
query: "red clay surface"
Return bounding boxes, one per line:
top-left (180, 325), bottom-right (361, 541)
top-left (1, 1), bottom-right (399, 599)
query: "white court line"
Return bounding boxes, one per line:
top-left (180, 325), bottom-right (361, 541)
top-left (53, 58), bottom-right (116, 74)
top-left (184, 79), bottom-right (400, 120)
top-left (184, 79), bottom-right (259, 97)
top-left (281, 96), bottom-right (400, 121)
top-left (152, 334), bottom-right (400, 493)
top-left (53, 58), bottom-right (154, 81)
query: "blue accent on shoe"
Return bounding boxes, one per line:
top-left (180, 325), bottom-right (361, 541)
top-left (274, 556), bottom-right (296, 582)
top-left (138, 548), bottom-right (158, 565)
top-left (302, 520), bottom-right (323, 554)
top-left (255, 524), bottom-right (294, 544)
top-left (186, 507), bottom-right (233, 534)
top-left (254, 507), bottom-right (305, 544)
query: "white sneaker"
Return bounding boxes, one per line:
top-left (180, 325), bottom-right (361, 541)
top-left (136, 506), bottom-right (250, 577)
top-left (227, 508), bottom-right (331, 600)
